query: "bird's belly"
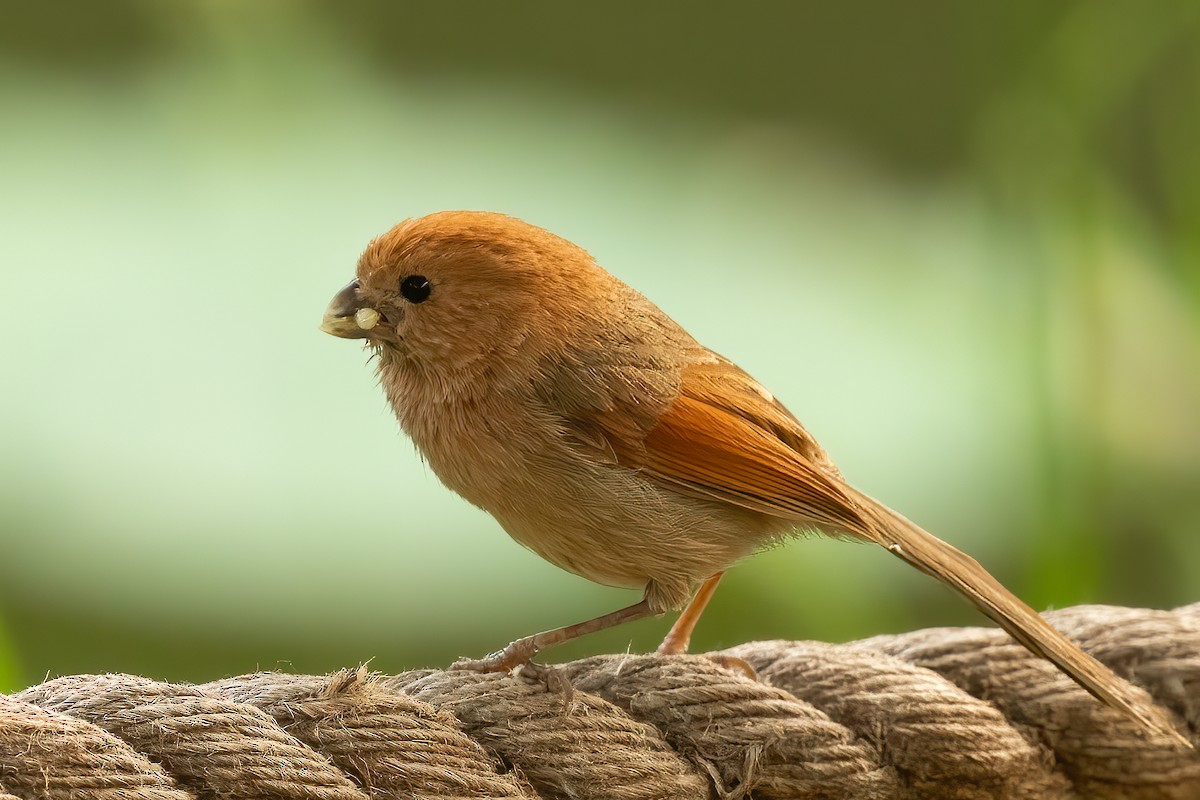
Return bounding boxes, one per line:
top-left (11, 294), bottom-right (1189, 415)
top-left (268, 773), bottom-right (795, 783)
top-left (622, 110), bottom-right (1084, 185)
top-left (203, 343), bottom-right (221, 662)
top-left (455, 455), bottom-right (768, 608)
top-left (496, 513), bottom-right (648, 590)
top-left (413, 419), bottom-right (776, 609)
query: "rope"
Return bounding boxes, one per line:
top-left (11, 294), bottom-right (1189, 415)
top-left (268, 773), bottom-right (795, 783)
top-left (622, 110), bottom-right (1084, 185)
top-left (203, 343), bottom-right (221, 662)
top-left (1, 603), bottom-right (1197, 800)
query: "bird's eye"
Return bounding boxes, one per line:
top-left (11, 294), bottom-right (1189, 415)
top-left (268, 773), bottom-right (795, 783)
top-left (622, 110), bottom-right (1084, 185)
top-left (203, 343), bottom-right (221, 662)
top-left (399, 275), bottom-right (432, 303)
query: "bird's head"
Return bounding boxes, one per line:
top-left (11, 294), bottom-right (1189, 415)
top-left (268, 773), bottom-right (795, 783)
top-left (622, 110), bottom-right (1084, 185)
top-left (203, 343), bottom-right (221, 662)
top-left (321, 211), bottom-right (614, 375)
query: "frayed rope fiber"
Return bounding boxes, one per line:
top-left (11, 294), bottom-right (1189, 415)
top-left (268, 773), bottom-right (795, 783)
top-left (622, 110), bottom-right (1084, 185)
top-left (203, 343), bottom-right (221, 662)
top-left (2, 603), bottom-right (1198, 800)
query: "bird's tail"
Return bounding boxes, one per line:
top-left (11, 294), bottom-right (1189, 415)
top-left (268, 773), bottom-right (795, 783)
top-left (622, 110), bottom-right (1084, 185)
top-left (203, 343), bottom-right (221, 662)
top-left (842, 485), bottom-right (1190, 748)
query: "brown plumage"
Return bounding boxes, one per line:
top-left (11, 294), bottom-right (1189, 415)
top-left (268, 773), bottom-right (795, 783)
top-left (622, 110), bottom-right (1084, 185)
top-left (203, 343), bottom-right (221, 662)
top-left (321, 210), bottom-right (1187, 745)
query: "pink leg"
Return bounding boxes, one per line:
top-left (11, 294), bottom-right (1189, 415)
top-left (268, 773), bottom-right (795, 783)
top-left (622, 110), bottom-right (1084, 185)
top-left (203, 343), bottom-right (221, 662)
top-left (453, 598), bottom-right (655, 673)
top-left (657, 572), bottom-right (724, 654)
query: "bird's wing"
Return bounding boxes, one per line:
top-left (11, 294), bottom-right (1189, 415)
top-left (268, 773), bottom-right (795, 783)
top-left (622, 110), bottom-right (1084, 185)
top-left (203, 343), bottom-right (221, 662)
top-left (580, 350), bottom-right (1188, 746)
top-left (596, 352), bottom-right (868, 532)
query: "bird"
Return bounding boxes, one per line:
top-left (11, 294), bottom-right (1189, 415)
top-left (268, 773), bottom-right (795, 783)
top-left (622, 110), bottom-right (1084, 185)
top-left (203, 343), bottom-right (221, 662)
top-left (320, 210), bottom-right (1185, 745)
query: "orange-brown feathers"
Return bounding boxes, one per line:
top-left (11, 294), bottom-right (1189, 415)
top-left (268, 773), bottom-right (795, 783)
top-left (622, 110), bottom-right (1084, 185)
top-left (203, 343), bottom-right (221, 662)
top-left (323, 211), bottom-right (1188, 745)
top-left (582, 356), bottom-right (864, 532)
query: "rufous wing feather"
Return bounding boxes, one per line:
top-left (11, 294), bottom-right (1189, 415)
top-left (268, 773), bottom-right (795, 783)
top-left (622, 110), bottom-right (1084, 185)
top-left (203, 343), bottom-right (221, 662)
top-left (602, 352), bottom-right (1188, 746)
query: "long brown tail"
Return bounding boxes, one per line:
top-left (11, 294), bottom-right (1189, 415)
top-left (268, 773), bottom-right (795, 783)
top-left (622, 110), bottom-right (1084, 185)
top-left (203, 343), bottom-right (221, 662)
top-left (843, 485), bottom-right (1190, 748)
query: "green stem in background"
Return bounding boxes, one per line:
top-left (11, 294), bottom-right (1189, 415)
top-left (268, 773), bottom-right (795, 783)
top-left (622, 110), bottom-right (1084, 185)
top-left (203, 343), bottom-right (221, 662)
top-left (1025, 211), bottom-right (1104, 608)
top-left (0, 611), bottom-right (19, 693)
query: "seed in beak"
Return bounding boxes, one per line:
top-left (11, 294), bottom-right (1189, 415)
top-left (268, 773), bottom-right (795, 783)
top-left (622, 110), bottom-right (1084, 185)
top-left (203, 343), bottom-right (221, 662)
top-left (355, 308), bottom-right (380, 330)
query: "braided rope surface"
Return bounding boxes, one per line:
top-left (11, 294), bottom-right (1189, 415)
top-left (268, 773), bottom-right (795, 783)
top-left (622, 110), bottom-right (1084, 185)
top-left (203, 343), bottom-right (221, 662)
top-left (1, 603), bottom-right (1197, 799)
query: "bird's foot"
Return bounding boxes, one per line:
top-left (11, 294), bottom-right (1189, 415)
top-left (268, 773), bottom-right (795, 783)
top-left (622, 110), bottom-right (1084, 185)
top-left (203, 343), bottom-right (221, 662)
top-left (451, 634), bottom-right (539, 673)
top-left (657, 632), bottom-right (758, 680)
top-left (705, 653), bottom-right (758, 681)
top-left (515, 661), bottom-right (575, 708)
top-left (451, 637), bottom-right (574, 705)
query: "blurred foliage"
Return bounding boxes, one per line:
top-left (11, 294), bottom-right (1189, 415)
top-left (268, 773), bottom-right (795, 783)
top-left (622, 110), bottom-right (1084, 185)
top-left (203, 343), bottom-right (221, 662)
top-left (0, 614), bottom-right (17, 693)
top-left (0, 1), bottom-right (1197, 688)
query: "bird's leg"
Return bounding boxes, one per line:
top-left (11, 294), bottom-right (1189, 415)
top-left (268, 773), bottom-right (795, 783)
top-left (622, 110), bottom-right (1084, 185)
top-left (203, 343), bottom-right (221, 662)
top-left (453, 597), bottom-right (655, 674)
top-left (656, 572), bottom-right (756, 679)
top-left (657, 572), bottom-right (724, 654)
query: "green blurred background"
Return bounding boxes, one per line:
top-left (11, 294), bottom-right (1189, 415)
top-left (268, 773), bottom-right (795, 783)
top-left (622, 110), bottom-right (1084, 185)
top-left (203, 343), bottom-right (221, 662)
top-left (1, 1), bottom-right (1198, 692)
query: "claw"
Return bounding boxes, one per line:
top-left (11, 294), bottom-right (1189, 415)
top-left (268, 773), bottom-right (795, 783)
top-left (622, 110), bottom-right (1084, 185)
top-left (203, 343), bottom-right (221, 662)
top-left (449, 655), bottom-right (513, 673)
top-left (706, 653), bottom-right (758, 681)
top-left (451, 643), bottom-right (575, 709)
top-left (517, 661), bottom-right (576, 709)
top-left (450, 636), bottom-right (539, 674)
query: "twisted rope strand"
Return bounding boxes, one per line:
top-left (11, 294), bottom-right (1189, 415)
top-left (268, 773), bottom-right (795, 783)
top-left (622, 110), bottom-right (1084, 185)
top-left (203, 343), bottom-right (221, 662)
top-left (560, 654), bottom-right (899, 799)
top-left (1, 603), bottom-right (1197, 800)
top-left (15, 675), bottom-right (368, 800)
top-left (1047, 605), bottom-right (1200, 730)
top-left (724, 640), bottom-right (1071, 800)
top-left (202, 667), bottom-right (537, 800)
top-left (386, 668), bottom-right (710, 800)
top-left (0, 695), bottom-right (192, 800)
top-left (853, 608), bottom-right (1200, 799)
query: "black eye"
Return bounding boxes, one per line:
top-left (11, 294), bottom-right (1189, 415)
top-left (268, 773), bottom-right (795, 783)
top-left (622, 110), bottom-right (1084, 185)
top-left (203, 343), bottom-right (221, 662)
top-left (399, 275), bottom-right (432, 303)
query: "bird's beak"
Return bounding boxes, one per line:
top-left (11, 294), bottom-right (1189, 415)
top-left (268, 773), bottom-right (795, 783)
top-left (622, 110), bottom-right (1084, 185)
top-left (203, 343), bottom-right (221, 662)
top-left (320, 279), bottom-right (380, 339)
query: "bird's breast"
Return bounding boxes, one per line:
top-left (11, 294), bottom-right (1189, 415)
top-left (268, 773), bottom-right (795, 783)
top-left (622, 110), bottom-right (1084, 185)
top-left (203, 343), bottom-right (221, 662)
top-left (398, 393), bottom-right (766, 605)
